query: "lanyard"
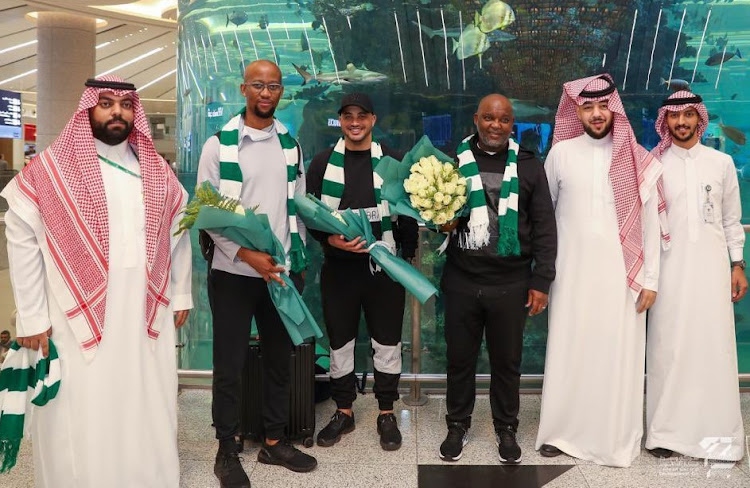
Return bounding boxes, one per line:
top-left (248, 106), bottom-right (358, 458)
top-left (97, 154), bottom-right (141, 179)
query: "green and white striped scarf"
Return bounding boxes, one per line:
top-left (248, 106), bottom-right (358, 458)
top-left (218, 109), bottom-right (307, 273)
top-left (321, 138), bottom-right (396, 250)
top-left (0, 340), bottom-right (61, 473)
top-left (455, 134), bottom-right (521, 256)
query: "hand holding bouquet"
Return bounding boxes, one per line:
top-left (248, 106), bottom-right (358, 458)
top-left (404, 155), bottom-right (467, 226)
top-left (375, 136), bottom-right (471, 228)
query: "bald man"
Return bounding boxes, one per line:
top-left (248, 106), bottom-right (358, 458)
top-left (197, 60), bottom-right (317, 487)
top-left (437, 95), bottom-right (557, 464)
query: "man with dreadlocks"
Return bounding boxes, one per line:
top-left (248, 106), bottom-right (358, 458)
top-left (437, 94), bottom-right (557, 464)
top-left (535, 74), bottom-right (667, 467)
top-left (0, 77), bottom-right (192, 486)
top-left (645, 91), bottom-right (746, 461)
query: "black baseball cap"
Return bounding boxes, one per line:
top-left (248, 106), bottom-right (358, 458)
top-left (338, 93), bottom-right (374, 114)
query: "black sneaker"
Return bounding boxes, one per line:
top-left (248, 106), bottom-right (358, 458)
top-left (317, 410), bottom-right (355, 447)
top-left (214, 442), bottom-right (251, 488)
top-left (257, 439), bottom-right (318, 473)
top-left (439, 422), bottom-right (468, 461)
top-left (495, 426), bottom-right (522, 464)
top-left (377, 413), bottom-right (402, 451)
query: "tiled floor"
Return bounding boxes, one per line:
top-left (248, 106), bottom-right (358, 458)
top-left (3, 391), bottom-right (749, 487)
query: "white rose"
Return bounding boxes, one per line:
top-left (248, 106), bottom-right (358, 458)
top-left (434, 192), bottom-right (444, 202)
top-left (410, 194), bottom-right (421, 208)
top-left (234, 205), bottom-right (245, 216)
top-left (443, 194), bottom-right (452, 205)
top-left (456, 185), bottom-right (466, 196)
top-left (410, 162), bottom-right (421, 173)
top-left (445, 210), bottom-right (456, 221)
top-left (452, 199), bottom-right (464, 211)
top-left (420, 198), bottom-right (432, 209)
top-left (433, 201), bottom-right (443, 211)
top-left (417, 189), bottom-right (428, 198)
top-left (433, 212), bottom-right (448, 225)
top-left (444, 182), bottom-right (456, 194)
top-left (421, 209), bottom-right (435, 221)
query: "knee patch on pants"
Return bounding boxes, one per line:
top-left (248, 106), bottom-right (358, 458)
top-left (329, 338), bottom-right (356, 379)
top-left (371, 338), bottom-right (402, 375)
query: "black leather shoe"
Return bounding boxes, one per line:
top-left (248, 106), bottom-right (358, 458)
top-left (540, 444), bottom-right (563, 457)
top-left (648, 447), bottom-right (673, 459)
top-left (495, 425), bottom-right (522, 464)
top-left (257, 439), bottom-right (318, 473)
top-left (377, 413), bottom-right (402, 451)
top-left (317, 410), bottom-right (355, 447)
top-left (214, 442), bottom-right (251, 488)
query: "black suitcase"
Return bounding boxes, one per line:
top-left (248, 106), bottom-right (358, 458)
top-left (239, 341), bottom-right (316, 448)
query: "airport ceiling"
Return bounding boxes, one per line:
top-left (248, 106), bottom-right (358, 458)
top-left (0, 0), bottom-right (178, 114)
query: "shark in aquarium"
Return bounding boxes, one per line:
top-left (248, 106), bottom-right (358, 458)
top-left (292, 63), bottom-right (387, 85)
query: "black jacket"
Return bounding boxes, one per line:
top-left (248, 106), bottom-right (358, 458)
top-left (443, 135), bottom-right (557, 293)
top-left (306, 142), bottom-right (419, 260)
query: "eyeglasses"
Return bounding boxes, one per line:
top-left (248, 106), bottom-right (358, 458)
top-left (243, 82), bottom-right (282, 93)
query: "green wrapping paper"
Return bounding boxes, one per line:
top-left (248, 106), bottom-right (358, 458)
top-left (193, 206), bottom-right (323, 345)
top-left (374, 135), bottom-right (472, 226)
top-left (294, 194), bottom-right (438, 304)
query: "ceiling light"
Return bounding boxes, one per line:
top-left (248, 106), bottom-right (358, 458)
top-left (97, 47), bottom-right (165, 76)
top-left (0, 40), bottom-right (37, 55)
top-left (0, 69), bottom-right (37, 86)
top-left (137, 69), bottom-right (177, 92)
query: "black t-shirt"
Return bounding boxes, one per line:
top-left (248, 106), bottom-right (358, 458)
top-left (306, 142), bottom-right (418, 260)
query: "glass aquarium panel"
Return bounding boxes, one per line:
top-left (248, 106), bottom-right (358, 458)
top-left (175, 0), bottom-right (750, 373)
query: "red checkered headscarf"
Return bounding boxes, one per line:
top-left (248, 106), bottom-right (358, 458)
top-left (10, 75), bottom-right (185, 358)
top-left (652, 90), bottom-right (709, 158)
top-left (552, 74), bottom-right (670, 298)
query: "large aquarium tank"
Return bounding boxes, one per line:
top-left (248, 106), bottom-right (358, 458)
top-left (175, 0), bottom-right (750, 376)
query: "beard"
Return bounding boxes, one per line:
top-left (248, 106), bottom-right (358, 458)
top-left (90, 116), bottom-right (133, 145)
top-left (670, 125), bottom-right (697, 142)
top-left (253, 104), bottom-right (276, 119)
top-left (478, 132), bottom-right (509, 151)
top-left (582, 118), bottom-right (613, 140)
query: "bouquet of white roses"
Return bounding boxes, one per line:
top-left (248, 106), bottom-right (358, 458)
top-left (404, 155), bottom-right (468, 226)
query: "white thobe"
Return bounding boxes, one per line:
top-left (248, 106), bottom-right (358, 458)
top-left (535, 134), bottom-right (661, 467)
top-left (646, 143), bottom-right (745, 460)
top-left (3, 139), bottom-right (193, 487)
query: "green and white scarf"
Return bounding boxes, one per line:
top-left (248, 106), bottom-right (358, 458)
top-left (0, 340), bottom-right (61, 473)
top-left (218, 109), bottom-right (307, 273)
top-left (455, 134), bottom-right (521, 256)
top-left (321, 138), bottom-right (396, 250)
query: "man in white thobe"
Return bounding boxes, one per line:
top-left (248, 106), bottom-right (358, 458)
top-left (535, 74), bottom-right (666, 467)
top-left (645, 90), bottom-right (746, 460)
top-left (1, 77), bottom-right (192, 487)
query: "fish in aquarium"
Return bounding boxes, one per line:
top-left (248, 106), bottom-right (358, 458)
top-left (453, 24), bottom-right (490, 60)
top-left (292, 84), bottom-right (331, 100)
top-left (338, 3), bottom-right (374, 16)
top-left (411, 20), bottom-right (462, 39)
top-left (708, 113), bottom-right (719, 121)
top-left (660, 78), bottom-right (690, 91)
top-left (509, 99), bottom-right (552, 119)
top-left (477, 0), bottom-right (515, 33)
top-left (258, 14), bottom-right (269, 30)
top-left (705, 48), bottom-right (742, 66)
top-left (292, 63), bottom-right (387, 85)
top-left (720, 124), bottom-right (747, 146)
top-left (226, 11), bottom-right (248, 28)
top-left (485, 30), bottom-right (516, 43)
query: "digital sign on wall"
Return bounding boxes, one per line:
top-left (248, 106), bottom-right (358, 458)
top-left (0, 89), bottom-right (22, 139)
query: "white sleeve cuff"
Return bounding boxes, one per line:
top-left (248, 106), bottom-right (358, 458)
top-left (729, 248), bottom-right (744, 262)
top-left (15, 311), bottom-right (50, 338)
top-left (642, 280), bottom-right (659, 293)
top-left (171, 293), bottom-right (194, 311)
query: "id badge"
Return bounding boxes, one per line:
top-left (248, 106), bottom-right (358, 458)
top-left (703, 201), bottom-right (715, 223)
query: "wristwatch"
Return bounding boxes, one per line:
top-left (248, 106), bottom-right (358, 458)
top-left (732, 260), bottom-right (746, 270)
